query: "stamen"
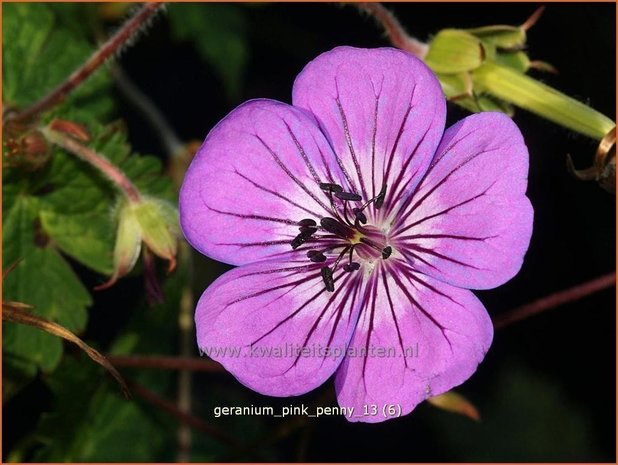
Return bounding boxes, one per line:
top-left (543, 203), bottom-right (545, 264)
top-left (299, 225), bottom-right (318, 234)
top-left (382, 246), bottom-right (392, 259)
top-left (320, 266), bottom-right (335, 292)
top-left (344, 245), bottom-right (360, 272)
top-left (320, 217), bottom-right (355, 239)
top-left (319, 182), bottom-right (343, 193)
top-left (374, 183), bottom-right (387, 209)
top-left (343, 262), bottom-right (360, 272)
top-left (290, 228), bottom-right (316, 249)
top-left (307, 250), bottom-right (327, 262)
top-left (298, 218), bottom-right (317, 227)
top-left (352, 207), bottom-right (367, 225)
top-left (360, 237), bottom-right (392, 260)
top-left (335, 191), bottom-right (362, 201)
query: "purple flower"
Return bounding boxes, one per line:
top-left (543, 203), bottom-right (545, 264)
top-left (180, 46), bottom-right (533, 423)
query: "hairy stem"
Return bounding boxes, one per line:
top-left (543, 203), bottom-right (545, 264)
top-left (494, 271), bottom-right (615, 329)
top-left (42, 127), bottom-right (141, 203)
top-left (356, 3), bottom-right (428, 58)
top-left (6, 3), bottom-right (164, 123)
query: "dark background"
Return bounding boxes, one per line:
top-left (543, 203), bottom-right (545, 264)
top-left (5, 2), bottom-right (616, 462)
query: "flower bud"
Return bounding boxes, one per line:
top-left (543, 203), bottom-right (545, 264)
top-left (132, 197), bottom-right (179, 272)
top-left (96, 197), bottom-right (179, 290)
top-left (423, 9), bottom-right (615, 143)
top-left (95, 200), bottom-right (142, 290)
top-left (425, 29), bottom-right (485, 74)
top-left (3, 125), bottom-right (51, 171)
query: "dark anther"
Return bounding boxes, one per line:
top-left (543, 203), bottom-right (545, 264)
top-left (299, 225), bottom-right (318, 234)
top-left (335, 191), bottom-right (362, 201)
top-left (291, 228), bottom-right (316, 249)
top-left (321, 266), bottom-right (335, 292)
top-left (352, 207), bottom-right (367, 224)
top-left (307, 250), bottom-right (327, 263)
top-left (320, 217), bottom-right (355, 239)
top-left (319, 182), bottom-right (343, 193)
top-left (343, 262), bottom-right (360, 272)
top-left (382, 246), bottom-right (392, 259)
top-left (298, 218), bottom-right (317, 227)
top-left (374, 183), bottom-right (387, 209)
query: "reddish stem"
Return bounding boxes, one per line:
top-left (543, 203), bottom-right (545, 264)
top-left (43, 128), bottom-right (141, 203)
top-left (6, 3), bottom-right (163, 123)
top-left (494, 271), bottom-right (615, 329)
top-left (356, 3), bottom-right (428, 58)
top-left (107, 354), bottom-right (225, 372)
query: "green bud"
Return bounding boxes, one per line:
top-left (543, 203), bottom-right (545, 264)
top-left (132, 197), bottom-right (179, 271)
top-left (96, 197), bottom-right (179, 290)
top-left (494, 50), bottom-right (530, 73)
top-left (472, 61), bottom-right (615, 141)
top-left (425, 29), bottom-right (485, 74)
top-left (464, 25), bottom-right (526, 50)
top-left (95, 200), bottom-right (142, 290)
top-left (436, 72), bottom-right (471, 99)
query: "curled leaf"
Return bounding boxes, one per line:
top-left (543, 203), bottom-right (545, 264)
top-left (2, 304), bottom-right (130, 397)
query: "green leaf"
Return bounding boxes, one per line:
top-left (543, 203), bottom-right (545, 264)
top-left (29, 356), bottom-right (171, 462)
top-left (167, 3), bottom-right (248, 100)
top-left (3, 195), bottom-right (91, 373)
top-left (39, 210), bottom-right (114, 275)
top-left (2, 3), bottom-right (113, 117)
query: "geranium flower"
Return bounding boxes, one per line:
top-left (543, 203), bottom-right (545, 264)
top-left (180, 46), bottom-right (533, 423)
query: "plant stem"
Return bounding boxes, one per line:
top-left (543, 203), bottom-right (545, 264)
top-left (473, 62), bottom-right (616, 141)
top-left (176, 245), bottom-right (195, 462)
top-left (6, 3), bottom-right (163, 123)
top-left (494, 271), bottom-right (615, 329)
top-left (107, 354), bottom-right (225, 372)
top-left (110, 64), bottom-right (185, 158)
top-left (356, 3), bottom-right (428, 58)
top-left (42, 127), bottom-right (141, 203)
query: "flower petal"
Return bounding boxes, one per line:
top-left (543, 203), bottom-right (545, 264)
top-left (292, 46), bottom-right (446, 219)
top-left (334, 265), bottom-right (492, 423)
top-left (195, 256), bottom-right (366, 396)
top-left (180, 99), bottom-right (347, 266)
top-left (392, 112), bottom-right (533, 289)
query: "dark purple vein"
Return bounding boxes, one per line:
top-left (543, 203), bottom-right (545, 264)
top-left (389, 271), bottom-right (454, 353)
top-left (254, 134), bottom-right (331, 212)
top-left (395, 146), bottom-right (500, 227)
top-left (283, 120), bottom-right (322, 184)
top-left (381, 271), bottom-right (408, 368)
top-left (233, 169), bottom-right (320, 218)
top-left (206, 205), bottom-right (297, 225)
top-left (393, 184), bottom-right (494, 236)
top-left (335, 84), bottom-right (367, 199)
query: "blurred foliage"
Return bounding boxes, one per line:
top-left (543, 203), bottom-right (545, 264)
top-left (167, 3), bottom-right (248, 101)
top-left (428, 365), bottom-right (599, 461)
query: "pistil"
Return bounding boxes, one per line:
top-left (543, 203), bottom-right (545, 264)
top-left (290, 181), bottom-right (391, 291)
